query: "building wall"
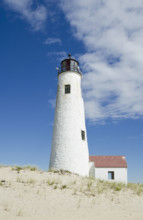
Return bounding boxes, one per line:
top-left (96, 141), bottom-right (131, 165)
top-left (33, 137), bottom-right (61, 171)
top-left (95, 167), bottom-right (127, 184)
top-left (50, 71), bottom-right (89, 176)
top-left (89, 162), bottom-right (95, 178)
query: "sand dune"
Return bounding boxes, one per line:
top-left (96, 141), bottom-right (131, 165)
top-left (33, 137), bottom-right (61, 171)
top-left (0, 166), bottom-right (143, 220)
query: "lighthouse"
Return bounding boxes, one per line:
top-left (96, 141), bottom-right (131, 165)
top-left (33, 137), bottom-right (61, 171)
top-left (49, 54), bottom-right (89, 176)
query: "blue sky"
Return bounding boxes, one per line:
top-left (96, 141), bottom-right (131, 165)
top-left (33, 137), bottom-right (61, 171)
top-left (0, 0), bottom-right (143, 183)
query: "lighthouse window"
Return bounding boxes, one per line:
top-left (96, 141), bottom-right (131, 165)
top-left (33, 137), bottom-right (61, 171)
top-left (71, 60), bottom-right (78, 72)
top-left (81, 130), bottom-right (85, 140)
top-left (62, 61), bottom-right (67, 72)
top-left (65, 84), bottom-right (70, 94)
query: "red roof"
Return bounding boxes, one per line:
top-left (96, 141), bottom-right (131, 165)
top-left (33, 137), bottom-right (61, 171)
top-left (89, 156), bottom-right (127, 168)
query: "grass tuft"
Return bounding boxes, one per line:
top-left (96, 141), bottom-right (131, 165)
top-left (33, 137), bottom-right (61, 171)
top-left (60, 184), bottom-right (68, 190)
top-left (47, 180), bottom-right (55, 186)
top-left (26, 179), bottom-right (36, 185)
top-left (12, 165), bottom-right (39, 173)
top-left (17, 208), bottom-right (23, 216)
top-left (48, 169), bottom-right (72, 175)
top-left (23, 165), bottom-right (38, 171)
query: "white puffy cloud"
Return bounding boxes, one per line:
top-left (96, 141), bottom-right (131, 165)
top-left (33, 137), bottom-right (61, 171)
top-left (3, 0), bottom-right (47, 31)
top-left (60, 0), bottom-right (143, 122)
top-left (44, 37), bottom-right (62, 45)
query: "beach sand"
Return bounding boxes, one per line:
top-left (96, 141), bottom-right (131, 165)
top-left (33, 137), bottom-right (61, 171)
top-left (0, 166), bottom-right (143, 220)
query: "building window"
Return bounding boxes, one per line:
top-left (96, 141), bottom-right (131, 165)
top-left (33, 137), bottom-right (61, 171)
top-left (65, 85), bottom-right (70, 94)
top-left (108, 171), bottom-right (114, 180)
top-left (81, 130), bottom-right (85, 140)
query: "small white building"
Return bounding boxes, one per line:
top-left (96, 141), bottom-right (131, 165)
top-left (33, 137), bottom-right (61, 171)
top-left (89, 156), bottom-right (128, 184)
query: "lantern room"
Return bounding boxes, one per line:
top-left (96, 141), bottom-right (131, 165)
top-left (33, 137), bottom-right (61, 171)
top-left (58, 54), bottom-right (81, 75)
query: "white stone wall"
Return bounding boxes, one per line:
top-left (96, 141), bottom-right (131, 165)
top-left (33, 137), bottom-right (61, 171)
top-left (89, 162), bottom-right (95, 178)
top-left (49, 71), bottom-right (89, 176)
top-left (95, 167), bottom-right (127, 184)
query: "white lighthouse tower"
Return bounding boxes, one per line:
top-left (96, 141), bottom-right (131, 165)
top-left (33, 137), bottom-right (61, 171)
top-left (49, 54), bottom-right (89, 176)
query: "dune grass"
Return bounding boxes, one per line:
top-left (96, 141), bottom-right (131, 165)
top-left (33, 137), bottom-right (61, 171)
top-left (1, 166), bottom-right (143, 196)
top-left (48, 169), bottom-right (72, 175)
top-left (127, 183), bottom-right (143, 196)
top-left (11, 165), bottom-right (39, 173)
